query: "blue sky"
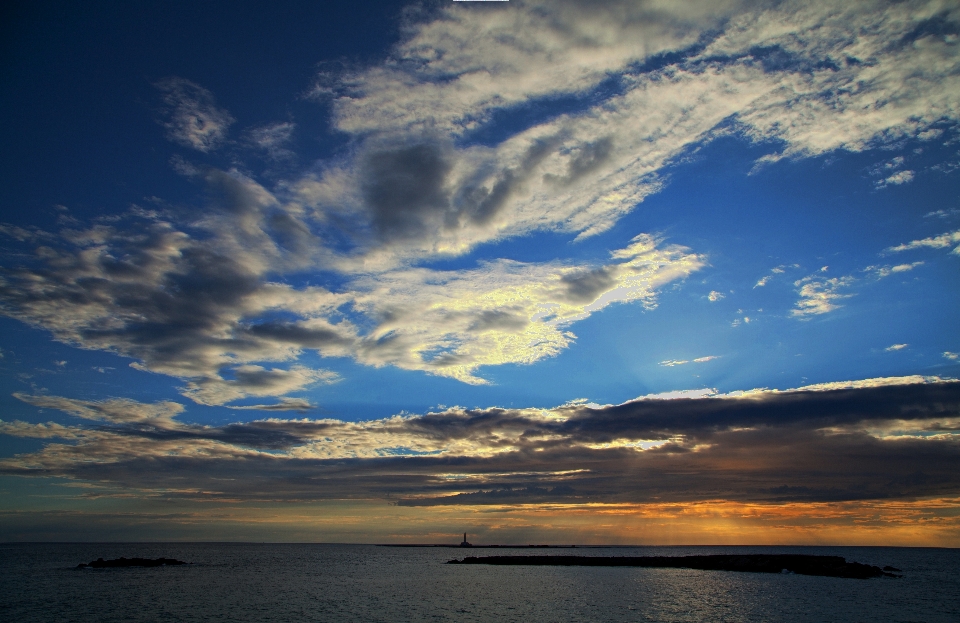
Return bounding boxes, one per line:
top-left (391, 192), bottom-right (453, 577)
top-left (2, 0), bottom-right (960, 543)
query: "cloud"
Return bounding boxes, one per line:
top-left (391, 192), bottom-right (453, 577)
top-left (707, 290), bottom-right (725, 301)
top-left (659, 356), bottom-right (719, 367)
top-left (731, 313), bottom-right (752, 327)
top-left (297, 0), bottom-right (960, 266)
top-left (349, 234), bottom-right (704, 383)
top-left (869, 156), bottom-right (914, 188)
top-left (886, 229), bottom-right (960, 255)
top-left (945, 352), bottom-right (960, 361)
top-left (754, 265), bottom-right (792, 288)
top-left (0, 173), bottom-right (351, 406)
top-left (792, 274), bottom-right (855, 317)
top-left (155, 77), bottom-right (234, 152)
top-left (13, 393), bottom-right (184, 425)
top-left (181, 365), bottom-right (339, 406)
top-left (248, 122), bottom-right (295, 160)
top-left (865, 261), bottom-right (925, 278)
top-left (3, 377), bottom-right (958, 506)
top-left (321, 0), bottom-right (743, 137)
top-left (328, 0), bottom-right (960, 165)
top-left (0, 420), bottom-right (84, 440)
top-left (4, 0), bottom-right (960, 404)
top-left (0, 194), bottom-right (701, 395)
top-left (877, 170), bottom-right (915, 188)
top-left (229, 397), bottom-right (316, 413)
top-left (925, 209), bottom-right (960, 219)
top-left (885, 344), bottom-right (908, 351)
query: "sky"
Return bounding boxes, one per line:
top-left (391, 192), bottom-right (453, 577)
top-left (1, 0), bottom-right (960, 544)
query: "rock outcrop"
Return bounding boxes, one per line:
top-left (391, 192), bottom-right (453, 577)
top-left (447, 554), bottom-right (900, 579)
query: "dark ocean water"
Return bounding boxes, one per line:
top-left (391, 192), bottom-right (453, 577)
top-left (2, 543), bottom-right (958, 622)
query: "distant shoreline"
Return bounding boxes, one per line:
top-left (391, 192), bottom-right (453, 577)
top-left (377, 544), bottom-right (580, 548)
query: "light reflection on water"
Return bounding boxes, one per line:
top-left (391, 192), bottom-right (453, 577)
top-left (2, 543), bottom-right (957, 622)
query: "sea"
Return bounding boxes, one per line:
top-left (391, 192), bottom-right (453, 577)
top-left (2, 543), bottom-right (958, 622)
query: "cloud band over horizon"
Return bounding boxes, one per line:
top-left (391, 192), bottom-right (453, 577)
top-left (4, 377), bottom-right (958, 510)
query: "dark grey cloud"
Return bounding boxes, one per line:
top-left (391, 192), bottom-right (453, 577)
top-left (555, 137), bottom-right (615, 186)
top-left (456, 137), bottom-right (561, 228)
top-left (362, 143), bottom-right (452, 241)
top-left (466, 309), bottom-right (529, 333)
top-left (5, 381), bottom-right (959, 505)
top-left (560, 266), bottom-right (618, 303)
top-left (245, 322), bottom-right (353, 349)
top-left (0, 173), bottom-right (344, 406)
top-left (356, 136), bottom-right (565, 246)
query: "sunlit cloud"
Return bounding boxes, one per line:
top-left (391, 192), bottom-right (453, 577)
top-left (876, 170), bottom-right (915, 188)
top-left (864, 261), bottom-right (925, 278)
top-left (886, 229), bottom-right (960, 255)
top-left (350, 234), bottom-right (703, 383)
top-left (792, 274), bottom-right (855, 317)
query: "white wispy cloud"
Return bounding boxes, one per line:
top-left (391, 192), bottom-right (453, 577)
top-left (865, 261), bottom-right (925, 278)
top-left (868, 156), bottom-right (912, 189)
top-left (886, 230), bottom-right (960, 255)
top-left (925, 209), bottom-right (960, 219)
top-left (877, 170), bottom-right (915, 188)
top-left (707, 290), bottom-right (725, 301)
top-left (659, 355), bottom-right (719, 367)
top-left (885, 344), bottom-right (908, 351)
top-left (321, 0), bottom-right (741, 137)
top-left (299, 0), bottom-right (960, 266)
top-left (792, 274), bottom-right (855, 317)
top-left (755, 264), bottom-right (792, 287)
top-left (248, 122), bottom-right (295, 160)
top-left (13, 393), bottom-right (185, 425)
top-left (155, 77), bottom-right (234, 152)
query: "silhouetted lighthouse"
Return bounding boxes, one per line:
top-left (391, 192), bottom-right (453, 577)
top-left (460, 532), bottom-right (472, 547)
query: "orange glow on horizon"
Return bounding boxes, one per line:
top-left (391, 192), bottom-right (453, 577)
top-left (5, 493), bottom-right (958, 545)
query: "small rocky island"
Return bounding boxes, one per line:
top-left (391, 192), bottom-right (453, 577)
top-left (76, 557), bottom-right (188, 569)
top-left (447, 554), bottom-right (901, 579)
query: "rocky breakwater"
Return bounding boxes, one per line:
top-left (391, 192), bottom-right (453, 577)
top-left (447, 554), bottom-right (902, 579)
top-left (76, 557), bottom-right (188, 569)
